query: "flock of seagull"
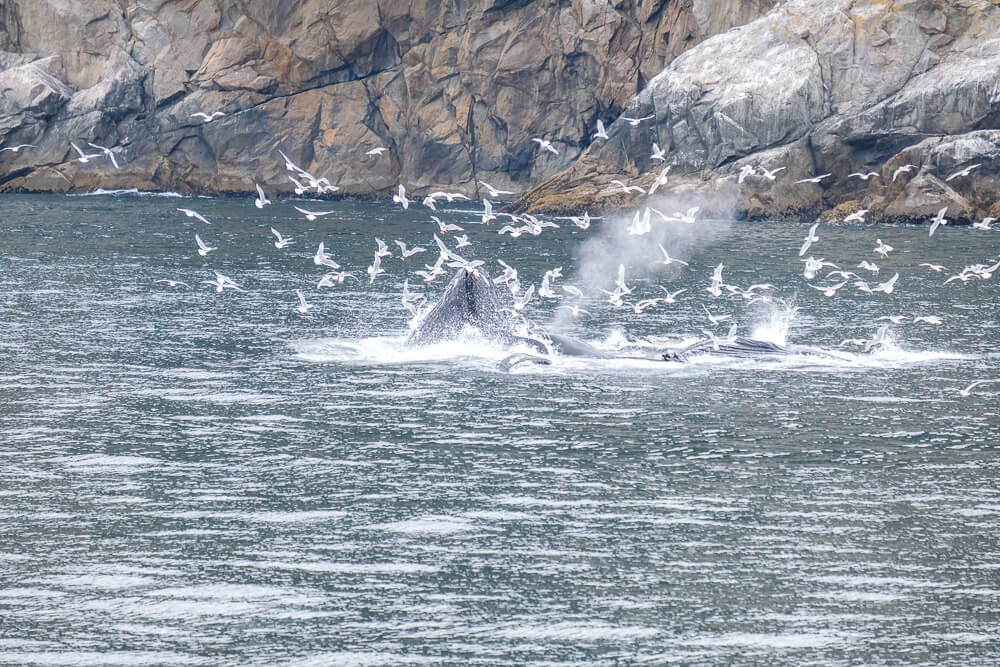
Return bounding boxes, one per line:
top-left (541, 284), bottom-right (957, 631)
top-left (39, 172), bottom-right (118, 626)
top-left (3, 112), bottom-right (997, 394)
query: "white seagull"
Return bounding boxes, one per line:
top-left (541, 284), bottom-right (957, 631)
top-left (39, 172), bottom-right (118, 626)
top-left (593, 120), bottom-right (608, 140)
top-left (795, 173), bottom-right (832, 184)
top-left (254, 183), bottom-right (270, 208)
top-left (70, 142), bottom-right (101, 163)
top-left (191, 111), bottom-right (225, 123)
top-left (392, 184), bottom-right (410, 209)
top-left (195, 233), bottom-right (216, 257)
top-left (799, 222), bottom-right (820, 257)
top-left (928, 206), bottom-right (948, 237)
top-left (848, 171), bottom-right (880, 180)
top-left (395, 240), bottom-right (426, 259)
top-left (892, 163), bottom-right (916, 182)
top-left (271, 227), bottom-right (293, 249)
top-left (366, 146), bottom-right (387, 156)
top-left (177, 208), bottom-right (211, 225)
top-left (650, 143), bottom-right (666, 162)
top-left (532, 138), bottom-right (559, 155)
top-left (293, 205), bottom-right (335, 221)
top-left (479, 180), bottom-right (513, 198)
top-left (296, 289), bottom-right (312, 315)
top-left (0, 144), bottom-right (34, 153)
top-left (656, 243), bottom-right (689, 267)
top-left (945, 163), bottom-right (981, 181)
top-left (622, 114), bottom-right (654, 126)
top-left (843, 209), bottom-right (869, 224)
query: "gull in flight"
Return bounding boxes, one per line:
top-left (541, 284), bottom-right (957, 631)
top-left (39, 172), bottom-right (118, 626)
top-left (737, 165), bottom-right (756, 184)
top-left (254, 183), bottom-right (270, 208)
top-left (593, 120), bottom-right (608, 140)
top-left (858, 260), bottom-right (880, 275)
top-left (569, 211), bottom-right (595, 230)
top-left (848, 171), bottom-right (879, 180)
top-left (627, 208), bottom-right (652, 236)
top-left (928, 206), bottom-right (948, 237)
top-left (428, 191), bottom-right (470, 202)
top-left (810, 280), bottom-right (847, 297)
top-left (892, 164), bottom-right (916, 182)
top-left (392, 184), bottom-right (410, 209)
top-left (702, 305), bottom-right (731, 326)
top-left (878, 315), bottom-right (908, 324)
top-left (202, 271), bottom-right (242, 292)
top-left (155, 279), bottom-right (188, 288)
top-left (759, 165), bottom-right (785, 181)
top-left (873, 239), bottom-right (893, 258)
top-left (799, 222), bottom-right (820, 257)
top-left (802, 256), bottom-right (838, 280)
top-left (287, 175), bottom-right (307, 195)
top-left (366, 146), bottom-right (387, 156)
top-left (795, 173), bottom-right (832, 184)
top-left (658, 287), bottom-right (686, 304)
top-left (431, 216), bottom-right (463, 234)
top-left (0, 143), bottom-right (33, 153)
top-left (959, 380), bottom-right (994, 397)
top-left (873, 272), bottom-right (899, 294)
top-left (70, 142), bottom-right (102, 163)
top-left (277, 149), bottom-right (302, 172)
top-left (421, 195), bottom-right (438, 210)
top-left (972, 216), bottom-right (996, 230)
top-left (395, 240), bottom-right (426, 259)
top-left (177, 208), bottom-right (210, 225)
top-left (622, 114), bottom-right (654, 126)
top-left (481, 198), bottom-right (496, 224)
top-left (454, 234), bottom-right (471, 249)
top-left (314, 242), bottom-right (339, 268)
top-left (844, 209), bottom-right (869, 224)
top-left (657, 243), bottom-right (689, 267)
top-left (479, 180), bottom-right (513, 198)
top-left (294, 206), bottom-right (335, 221)
top-left (945, 163), bottom-right (980, 181)
top-left (650, 143), bottom-right (666, 162)
top-left (367, 255), bottom-right (385, 283)
top-left (191, 111), bottom-right (225, 123)
top-left (271, 227), bottom-right (293, 249)
top-left (610, 179), bottom-right (645, 194)
top-left (532, 138), bottom-right (559, 155)
top-left (296, 289), bottom-right (312, 315)
top-left (647, 165), bottom-right (671, 196)
top-left (87, 142), bottom-right (121, 169)
top-left (561, 285), bottom-right (583, 298)
top-left (558, 304), bottom-right (590, 318)
top-left (375, 238), bottom-right (393, 258)
top-left (195, 233), bottom-right (216, 257)
top-left (912, 315), bottom-right (942, 325)
top-left (919, 263), bottom-right (946, 272)
top-left (317, 271), bottom-right (356, 288)
top-left (513, 285), bottom-right (534, 312)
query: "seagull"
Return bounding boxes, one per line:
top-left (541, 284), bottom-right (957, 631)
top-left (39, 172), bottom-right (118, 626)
top-left (972, 217), bottom-right (996, 230)
top-left (513, 285), bottom-right (534, 312)
top-left (454, 234), bottom-right (471, 249)
top-left (633, 298), bottom-right (663, 314)
top-left (392, 184), bottom-right (410, 209)
top-left (421, 195), bottom-right (438, 210)
top-left (479, 180), bottom-right (513, 198)
top-left (622, 114), bottom-right (654, 126)
top-left (313, 242), bottom-right (339, 268)
top-left (958, 380), bottom-right (993, 397)
top-left (295, 289), bottom-right (312, 315)
top-left (366, 146), bottom-right (387, 156)
top-left (395, 240), bottom-right (426, 258)
top-left (0, 144), bottom-right (34, 153)
top-left (799, 222), bottom-right (820, 257)
top-left (177, 208), bottom-right (211, 225)
top-left (610, 179), bottom-right (645, 194)
top-left (592, 119), bottom-right (608, 140)
top-left (202, 271), bottom-right (243, 293)
top-left (737, 165), bottom-right (756, 184)
top-left (892, 164), bottom-right (916, 182)
top-left (287, 175), bottom-right (308, 195)
top-left (428, 191), bottom-right (470, 202)
top-left (877, 315), bottom-right (908, 324)
top-left (86, 142), bottom-right (121, 169)
top-left (481, 198), bottom-right (496, 224)
top-left (858, 260), bottom-right (880, 275)
top-left (702, 305), bottom-right (730, 326)
top-left (873, 239), bottom-right (893, 258)
top-left (802, 256), bottom-right (838, 280)
top-left (656, 243), bottom-right (689, 267)
top-left (195, 233), bottom-right (216, 257)
top-left (928, 206), bottom-right (948, 237)
top-left (154, 279), bottom-right (189, 288)
top-left (317, 271), bottom-right (356, 288)
top-left (658, 287), bottom-right (686, 304)
top-left (293, 206), bottom-right (335, 221)
top-left (70, 142), bottom-right (102, 163)
top-left (945, 163), bottom-right (981, 181)
top-left (277, 149), bottom-right (303, 172)
top-left (561, 285), bottom-right (584, 298)
top-left (271, 227), bottom-right (293, 249)
top-left (532, 137), bottom-right (559, 155)
top-left (759, 165), bottom-right (785, 181)
top-left (810, 281), bottom-right (847, 297)
top-left (254, 183), bottom-right (270, 208)
top-left (848, 171), bottom-right (880, 180)
top-left (569, 211), bottom-right (594, 230)
top-left (367, 255), bottom-right (385, 283)
top-left (647, 165), bottom-right (671, 196)
top-left (191, 111), bottom-right (225, 123)
top-left (843, 209), bottom-right (869, 224)
top-left (795, 173), bottom-right (832, 184)
top-left (912, 315), bottom-right (942, 325)
top-left (374, 238), bottom-right (392, 258)
top-left (919, 263), bottom-right (946, 272)
top-left (650, 143), bottom-right (666, 162)
top-left (558, 304), bottom-right (590, 318)
top-left (873, 272), bottom-right (899, 294)
top-left (431, 216), bottom-right (463, 234)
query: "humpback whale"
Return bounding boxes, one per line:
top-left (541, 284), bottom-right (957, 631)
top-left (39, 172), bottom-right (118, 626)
top-left (407, 268), bottom-right (849, 371)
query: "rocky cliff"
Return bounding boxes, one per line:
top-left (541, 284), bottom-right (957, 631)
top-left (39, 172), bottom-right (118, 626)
top-left (518, 0), bottom-right (1000, 224)
top-left (0, 0), bottom-right (773, 199)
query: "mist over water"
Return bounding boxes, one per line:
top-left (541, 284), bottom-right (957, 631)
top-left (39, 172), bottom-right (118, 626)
top-left (1, 193), bottom-right (999, 665)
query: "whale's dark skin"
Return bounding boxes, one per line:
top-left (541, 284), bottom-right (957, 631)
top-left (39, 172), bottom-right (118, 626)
top-left (662, 336), bottom-right (850, 363)
top-left (406, 268), bottom-right (516, 347)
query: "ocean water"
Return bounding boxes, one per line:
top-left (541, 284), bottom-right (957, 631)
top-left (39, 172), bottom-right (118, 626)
top-left (0, 192), bottom-right (998, 665)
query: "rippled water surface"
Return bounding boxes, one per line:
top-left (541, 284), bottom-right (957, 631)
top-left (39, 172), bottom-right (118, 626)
top-left (1, 192), bottom-right (999, 665)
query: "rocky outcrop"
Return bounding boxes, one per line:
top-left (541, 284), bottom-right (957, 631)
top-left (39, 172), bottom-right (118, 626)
top-left (0, 0), bottom-right (775, 198)
top-left (518, 0), bottom-right (1000, 224)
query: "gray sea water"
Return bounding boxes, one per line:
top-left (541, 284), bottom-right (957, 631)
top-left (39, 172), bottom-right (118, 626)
top-left (1, 192), bottom-right (999, 665)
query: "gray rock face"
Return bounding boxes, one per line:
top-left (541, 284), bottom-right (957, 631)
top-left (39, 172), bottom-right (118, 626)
top-left (520, 0), bottom-right (1000, 223)
top-left (0, 0), bottom-right (773, 198)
